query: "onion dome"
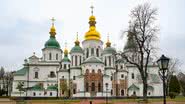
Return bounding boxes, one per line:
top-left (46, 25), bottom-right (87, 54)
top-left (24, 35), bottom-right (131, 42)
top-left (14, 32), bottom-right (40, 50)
top-left (70, 33), bottom-right (83, 53)
top-left (45, 18), bottom-right (60, 49)
top-left (62, 44), bottom-right (70, 62)
top-left (103, 35), bottom-right (116, 54)
top-left (84, 6), bottom-right (101, 40)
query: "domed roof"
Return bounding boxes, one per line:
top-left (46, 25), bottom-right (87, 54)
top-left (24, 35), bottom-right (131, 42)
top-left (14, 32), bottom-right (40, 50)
top-left (103, 47), bottom-right (116, 54)
top-left (83, 56), bottom-right (103, 64)
top-left (61, 56), bottom-right (70, 62)
top-left (70, 46), bottom-right (83, 53)
top-left (45, 36), bottom-right (60, 48)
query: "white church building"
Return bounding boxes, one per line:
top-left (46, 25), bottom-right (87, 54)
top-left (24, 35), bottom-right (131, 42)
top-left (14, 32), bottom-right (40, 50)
top-left (11, 7), bottom-right (163, 97)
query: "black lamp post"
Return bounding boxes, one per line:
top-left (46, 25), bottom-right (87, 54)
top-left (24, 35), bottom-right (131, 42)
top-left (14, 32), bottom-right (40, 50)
top-left (105, 83), bottom-right (108, 104)
top-left (157, 54), bottom-right (170, 104)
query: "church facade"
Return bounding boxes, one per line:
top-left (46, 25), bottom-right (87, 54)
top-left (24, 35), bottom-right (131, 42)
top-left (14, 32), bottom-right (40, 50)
top-left (11, 8), bottom-right (163, 97)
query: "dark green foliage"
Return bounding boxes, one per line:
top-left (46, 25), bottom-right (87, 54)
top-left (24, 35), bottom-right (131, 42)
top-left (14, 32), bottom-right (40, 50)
top-left (169, 75), bottom-right (180, 98)
top-left (179, 80), bottom-right (185, 96)
top-left (16, 82), bottom-right (24, 96)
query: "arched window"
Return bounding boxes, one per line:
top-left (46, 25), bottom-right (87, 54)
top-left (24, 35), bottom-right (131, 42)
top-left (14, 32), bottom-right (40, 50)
top-left (56, 54), bottom-right (58, 60)
top-left (50, 92), bottom-right (52, 96)
top-left (121, 74), bottom-right (124, 78)
top-left (86, 69), bottom-right (89, 74)
top-left (91, 82), bottom-right (95, 91)
top-left (71, 56), bottom-right (73, 66)
top-left (91, 48), bottom-right (94, 56)
top-left (33, 92), bottom-right (36, 96)
top-left (109, 56), bottom-right (111, 66)
top-left (111, 89), bottom-right (113, 95)
top-left (120, 65), bottom-right (123, 69)
top-left (132, 73), bottom-right (135, 79)
top-left (133, 91), bottom-right (136, 95)
top-left (92, 69), bottom-right (95, 73)
top-left (75, 56), bottom-right (77, 66)
top-left (86, 82), bottom-right (89, 92)
top-left (50, 71), bottom-right (55, 78)
top-left (64, 64), bottom-right (66, 69)
top-left (96, 48), bottom-right (99, 57)
top-left (98, 69), bottom-right (101, 74)
top-left (121, 89), bottom-right (124, 96)
top-left (49, 53), bottom-right (52, 60)
top-left (73, 76), bottom-right (76, 80)
top-left (73, 88), bottom-right (76, 94)
top-left (34, 72), bottom-right (38, 78)
top-left (105, 57), bottom-right (107, 66)
top-left (86, 48), bottom-right (89, 58)
top-left (98, 83), bottom-right (101, 92)
top-left (80, 56), bottom-right (82, 65)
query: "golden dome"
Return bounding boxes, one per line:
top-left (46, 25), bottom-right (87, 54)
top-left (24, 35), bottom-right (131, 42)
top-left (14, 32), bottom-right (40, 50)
top-left (106, 35), bottom-right (111, 47)
top-left (49, 17), bottom-right (56, 37)
top-left (84, 15), bottom-right (101, 40)
top-left (64, 48), bottom-right (68, 55)
top-left (75, 33), bottom-right (80, 45)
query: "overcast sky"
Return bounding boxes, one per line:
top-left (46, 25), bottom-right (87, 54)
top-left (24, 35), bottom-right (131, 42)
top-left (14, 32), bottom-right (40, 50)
top-left (0, 0), bottom-right (185, 72)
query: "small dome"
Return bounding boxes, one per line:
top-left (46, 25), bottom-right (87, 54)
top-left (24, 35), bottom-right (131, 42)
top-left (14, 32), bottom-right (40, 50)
top-left (103, 47), bottom-right (116, 54)
top-left (45, 37), bottom-right (60, 48)
top-left (89, 15), bottom-right (96, 21)
top-left (61, 56), bottom-right (71, 62)
top-left (70, 46), bottom-right (83, 53)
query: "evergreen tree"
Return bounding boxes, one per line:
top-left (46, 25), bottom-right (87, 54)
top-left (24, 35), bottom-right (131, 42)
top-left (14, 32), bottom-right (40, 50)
top-left (169, 75), bottom-right (180, 98)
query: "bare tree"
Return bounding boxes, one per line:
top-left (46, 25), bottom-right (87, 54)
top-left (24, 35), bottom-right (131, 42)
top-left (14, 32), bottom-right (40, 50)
top-left (4, 71), bottom-right (14, 96)
top-left (121, 3), bottom-right (158, 101)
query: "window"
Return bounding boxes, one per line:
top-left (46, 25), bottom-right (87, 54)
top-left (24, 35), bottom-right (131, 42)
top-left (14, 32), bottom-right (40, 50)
top-left (91, 48), bottom-right (94, 56)
top-left (109, 56), bottom-right (111, 66)
top-left (98, 83), bottom-right (101, 92)
top-left (34, 72), bottom-right (38, 78)
top-left (73, 76), bottom-right (76, 80)
top-left (75, 56), bottom-right (77, 66)
top-left (148, 92), bottom-right (151, 95)
top-left (120, 65), bottom-right (123, 69)
top-left (50, 92), bottom-right (52, 96)
top-left (98, 69), bottom-right (101, 73)
top-left (71, 56), bottom-right (73, 66)
top-left (86, 48), bottom-right (89, 58)
top-left (33, 92), bottom-right (36, 96)
top-left (91, 82), bottom-right (95, 91)
top-left (68, 64), bottom-right (70, 69)
top-left (92, 69), bottom-right (95, 73)
top-left (121, 74), bottom-right (124, 78)
top-left (64, 64), bottom-right (66, 69)
top-left (80, 56), bottom-right (82, 65)
top-left (56, 54), bottom-right (58, 60)
top-left (105, 57), bottom-right (107, 66)
top-left (49, 53), bottom-right (52, 60)
top-left (133, 91), bottom-right (136, 95)
top-left (62, 90), bottom-right (64, 94)
top-left (132, 73), bottom-right (134, 79)
top-left (62, 76), bottom-right (64, 79)
top-left (50, 71), bottom-right (56, 78)
top-left (86, 69), bottom-right (89, 74)
top-left (73, 89), bottom-right (76, 94)
top-left (111, 89), bottom-right (113, 95)
top-left (96, 48), bottom-right (99, 57)
top-left (121, 90), bottom-right (124, 96)
top-left (111, 76), bottom-right (113, 81)
top-left (86, 82), bottom-right (89, 92)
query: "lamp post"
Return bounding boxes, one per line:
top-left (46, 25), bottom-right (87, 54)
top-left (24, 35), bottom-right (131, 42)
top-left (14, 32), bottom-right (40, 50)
top-left (105, 83), bottom-right (108, 104)
top-left (157, 54), bottom-right (170, 104)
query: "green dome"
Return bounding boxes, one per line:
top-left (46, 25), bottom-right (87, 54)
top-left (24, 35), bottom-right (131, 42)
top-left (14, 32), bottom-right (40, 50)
top-left (83, 56), bottom-right (103, 64)
top-left (45, 36), bottom-right (60, 48)
top-left (62, 56), bottom-right (71, 62)
top-left (70, 46), bottom-right (83, 53)
top-left (103, 47), bottom-right (116, 54)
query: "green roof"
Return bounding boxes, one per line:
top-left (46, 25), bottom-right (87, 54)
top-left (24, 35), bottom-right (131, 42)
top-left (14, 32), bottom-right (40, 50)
top-left (45, 36), bottom-right (60, 48)
top-left (30, 84), bottom-right (44, 91)
top-left (14, 67), bottom-right (28, 76)
top-left (83, 56), bottom-right (103, 64)
top-left (47, 85), bottom-right (58, 90)
top-left (103, 47), bottom-right (116, 54)
top-left (70, 45), bottom-right (83, 53)
top-left (62, 55), bottom-right (71, 62)
top-left (128, 84), bottom-right (139, 91)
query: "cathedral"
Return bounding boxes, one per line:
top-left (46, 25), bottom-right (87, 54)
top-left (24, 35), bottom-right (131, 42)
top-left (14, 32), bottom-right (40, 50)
top-left (11, 7), bottom-right (163, 97)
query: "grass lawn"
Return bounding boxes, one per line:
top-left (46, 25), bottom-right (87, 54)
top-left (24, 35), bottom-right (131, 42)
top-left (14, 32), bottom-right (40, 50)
top-left (111, 96), bottom-right (185, 103)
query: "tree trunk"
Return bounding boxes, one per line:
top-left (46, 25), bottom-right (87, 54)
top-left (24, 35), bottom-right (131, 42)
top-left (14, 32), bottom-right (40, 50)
top-left (143, 77), bottom-right (148, 101)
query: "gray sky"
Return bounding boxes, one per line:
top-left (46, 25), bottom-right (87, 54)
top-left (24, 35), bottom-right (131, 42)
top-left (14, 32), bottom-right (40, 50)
top-left (0, 0), bottom-right (185, 72)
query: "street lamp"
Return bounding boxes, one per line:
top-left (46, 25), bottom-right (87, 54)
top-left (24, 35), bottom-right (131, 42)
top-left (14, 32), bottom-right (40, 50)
top-left (105, 83), bottom-right (108, 104)
top-left (157, 54), bottom-right (170, 104)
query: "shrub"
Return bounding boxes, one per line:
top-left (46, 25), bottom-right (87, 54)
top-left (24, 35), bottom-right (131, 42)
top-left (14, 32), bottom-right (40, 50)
top-left (169, 92), bottom-right (178, 99)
